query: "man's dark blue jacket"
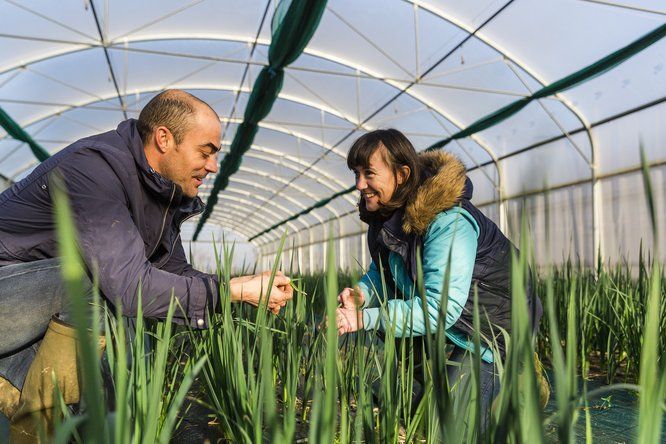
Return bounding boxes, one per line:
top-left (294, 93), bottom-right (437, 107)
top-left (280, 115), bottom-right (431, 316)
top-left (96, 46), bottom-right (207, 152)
top-left (0, 119), bottom-right (218, 327)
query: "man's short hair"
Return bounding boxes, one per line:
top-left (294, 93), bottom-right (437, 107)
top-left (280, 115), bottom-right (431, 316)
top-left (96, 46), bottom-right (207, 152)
top-left (137, 90), bottom-right (217, 145)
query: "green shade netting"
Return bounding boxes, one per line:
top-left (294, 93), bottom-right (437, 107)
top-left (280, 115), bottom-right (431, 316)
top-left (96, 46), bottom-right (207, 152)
top-left (194, 0), bottom-right (328, 240)
top-left (0, 106), bottom-right (50, 162)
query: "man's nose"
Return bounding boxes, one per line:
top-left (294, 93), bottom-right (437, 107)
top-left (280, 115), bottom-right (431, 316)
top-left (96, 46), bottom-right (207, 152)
top-left (206, 155), bottom-right (219, 174)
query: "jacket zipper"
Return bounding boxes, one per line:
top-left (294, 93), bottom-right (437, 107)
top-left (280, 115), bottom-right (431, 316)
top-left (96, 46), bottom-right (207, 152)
top-left (476, 279), bottom-right (511, 301)
top-left (156, 204), bottom-right (205, 268)
top-left (147, 184), bottom-right (176, 260)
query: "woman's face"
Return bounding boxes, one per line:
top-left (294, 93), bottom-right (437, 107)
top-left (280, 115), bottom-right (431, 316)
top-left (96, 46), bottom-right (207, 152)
top-left (352, 148), bottom-right (399, 212)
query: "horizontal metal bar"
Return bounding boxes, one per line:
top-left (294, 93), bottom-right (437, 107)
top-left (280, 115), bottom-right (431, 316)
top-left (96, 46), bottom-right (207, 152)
top-left (474, 158), bottom-right (666, 206)
top-left (467, 95), bottom-right (666, 173)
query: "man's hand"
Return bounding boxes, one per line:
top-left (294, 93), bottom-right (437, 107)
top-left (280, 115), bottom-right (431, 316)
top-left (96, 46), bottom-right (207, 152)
top-left (336, 306), bottom-right (363, 336)
top-left (337, 286), bottom-right (365, 310)
top-left (230, 270), bottom-right (293, 315)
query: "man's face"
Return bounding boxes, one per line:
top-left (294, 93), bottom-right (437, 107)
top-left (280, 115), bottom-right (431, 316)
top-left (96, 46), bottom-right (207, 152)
top-left (161, 110), bottom-right (221, 198)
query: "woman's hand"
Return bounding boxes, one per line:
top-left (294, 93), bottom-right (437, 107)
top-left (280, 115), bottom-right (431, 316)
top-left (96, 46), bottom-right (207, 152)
top-left (229, 270), bottom-right (293, 315)
top-left (336, 306), bottom-right (363, 335)
top-left (337, 286), bottom-right (365, 309)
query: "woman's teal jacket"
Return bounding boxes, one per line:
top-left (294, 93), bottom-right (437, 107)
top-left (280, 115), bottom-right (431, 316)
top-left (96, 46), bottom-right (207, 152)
top-left (357, 151), bottom-right (495, 363)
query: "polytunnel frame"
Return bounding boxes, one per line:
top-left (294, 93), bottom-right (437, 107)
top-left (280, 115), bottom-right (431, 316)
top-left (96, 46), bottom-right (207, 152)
top-left (252, 0), bottom-right (600, 259)
top-left (101, 35), bottom-right (512, 234)
top-left (0, 28), bottom-right (512, 195)
top-left (203, 198), bottom-right (300, 239)
top-left (397, 1), bottom-right (664, 262)
top-left (218, 148), bottom-right (356, 235)
top-left (468, 95), bottom-right (666, 206)
top-left (259, 220), bottom-right (365, 272)
top-left (208, 175), bottom-right (329, 229)
top-left (212, 188), bottom-right (308, 233)
top-left (205, 193), bottom-right (321, 239)
top-left (210, 175), bottom-right (329, 226)
top-left (206, 172), bottom-right (334, 236)
top-left (0, 36), bottom-right (508, 243)
top-left (345, 1), bottom-right (598, 255)
top-left (205, 163), bottom-right (343, 241)
top-left (0, 2), bottom-right (607, 258)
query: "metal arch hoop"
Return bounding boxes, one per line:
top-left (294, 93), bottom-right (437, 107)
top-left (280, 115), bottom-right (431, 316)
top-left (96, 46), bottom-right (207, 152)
top-left (205, 196), bottom-right (302, 241)
top-left (215, 186), bottom-right (312, 233)
top-left (404, 0), bottom-right (598, 242)
top-left (199, 165), bottom-right (339, 229)
top-left (225, 176), bottom-right (327, 226)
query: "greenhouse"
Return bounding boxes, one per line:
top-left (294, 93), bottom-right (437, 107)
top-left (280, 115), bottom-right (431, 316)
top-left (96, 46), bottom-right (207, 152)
top-left (0, 0), bottom-right (664, 443)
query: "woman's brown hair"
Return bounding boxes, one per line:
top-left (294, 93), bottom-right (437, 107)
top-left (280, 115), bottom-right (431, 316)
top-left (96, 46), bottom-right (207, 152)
top-left (347, 129), bottom-right (420, 215)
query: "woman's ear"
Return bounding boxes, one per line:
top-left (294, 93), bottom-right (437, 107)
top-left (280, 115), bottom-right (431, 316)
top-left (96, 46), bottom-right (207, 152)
top-left (396, 165), bottom-right (411, 185)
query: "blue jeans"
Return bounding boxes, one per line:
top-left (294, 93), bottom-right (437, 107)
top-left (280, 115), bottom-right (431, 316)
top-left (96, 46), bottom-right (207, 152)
top-left (405, 339), bottom-right (500, 434)
top-left (0, 258), bottom-right (91, 390)
top-left (446, 345), bottom-right (501, 433)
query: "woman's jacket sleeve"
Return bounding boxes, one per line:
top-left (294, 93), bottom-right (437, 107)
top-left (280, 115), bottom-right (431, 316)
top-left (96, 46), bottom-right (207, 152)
top-left (361, 209), bottom-right (478, 337)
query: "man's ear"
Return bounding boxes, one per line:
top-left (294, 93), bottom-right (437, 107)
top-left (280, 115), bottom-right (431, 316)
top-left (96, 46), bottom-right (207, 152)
top-left (397, 165), bottom-right (411, 185)
top-left (154, 126), bottom-right (173, 153)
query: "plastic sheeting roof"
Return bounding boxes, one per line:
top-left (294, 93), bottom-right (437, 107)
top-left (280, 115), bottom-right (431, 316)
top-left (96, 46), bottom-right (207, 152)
top-left (0, 0), bottom-right (664, 246)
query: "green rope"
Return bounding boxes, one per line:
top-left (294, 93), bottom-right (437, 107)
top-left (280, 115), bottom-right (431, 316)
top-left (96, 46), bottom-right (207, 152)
top-left (248, 23), bottom-right (666, 242)
top-left (426, 23), bottom-right (666, 151)
top-left (193, 0), bottom-right (328, 240)
top-left (0, 106), bottom-right (50, 162)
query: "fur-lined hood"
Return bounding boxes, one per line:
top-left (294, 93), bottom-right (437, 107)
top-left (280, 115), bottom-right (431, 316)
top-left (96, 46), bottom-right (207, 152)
top-left (403, 151), bottom-right (469, 235)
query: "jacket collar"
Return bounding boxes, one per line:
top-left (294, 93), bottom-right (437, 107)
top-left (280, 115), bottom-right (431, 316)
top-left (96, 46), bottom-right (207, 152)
top-left (402, 151), bottom-right (469, 235)
top-left (115, 119), bottom-right (204, 214)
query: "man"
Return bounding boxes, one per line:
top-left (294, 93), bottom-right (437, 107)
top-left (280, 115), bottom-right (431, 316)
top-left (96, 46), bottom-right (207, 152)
top-left (0, 89), bottom-right (293, 439)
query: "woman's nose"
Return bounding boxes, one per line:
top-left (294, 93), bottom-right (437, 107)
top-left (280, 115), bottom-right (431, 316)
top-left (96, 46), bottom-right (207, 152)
top-left (356, 176), bottom-right (366, 191)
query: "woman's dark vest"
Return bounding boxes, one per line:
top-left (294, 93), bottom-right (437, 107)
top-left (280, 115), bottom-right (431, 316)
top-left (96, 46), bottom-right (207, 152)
top-left (363, 178), bottom-right (542, 357)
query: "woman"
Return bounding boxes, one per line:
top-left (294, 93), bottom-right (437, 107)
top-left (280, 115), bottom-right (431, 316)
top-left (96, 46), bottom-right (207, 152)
top-left (335, 129), bottom-right (543, 425)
